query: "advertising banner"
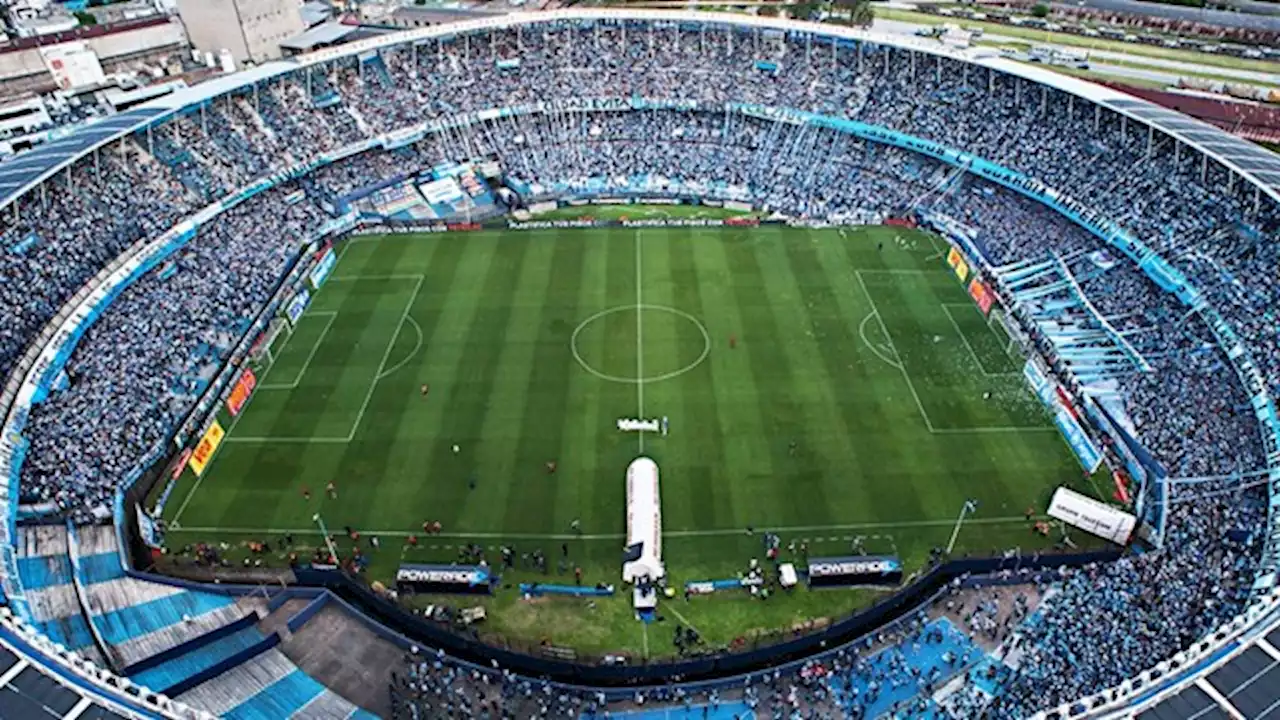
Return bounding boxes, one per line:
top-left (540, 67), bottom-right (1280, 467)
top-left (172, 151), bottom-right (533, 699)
top-left (1025, 361), bottom-right (1102, 472)
top-left (968, 279), bottom-right (995, 315)
top-left (226, 368), bottom-right (258, 417)
top-left (188, 421), bottom-right (226, 477)
top-left (285, 289), bottom-right (310, 326)
top-left (309, 247), bottom-right (336, 290)
top-left (1054, 407), bottom-right (1104, 473)
top-left (136, 507), bottom-right (162, 550)
top-left (947, 247), bottom-right (971, 283)
top-left (806, 555), bottom-right (903, 588)
top-left (395, 563), bottom-right (497, 595)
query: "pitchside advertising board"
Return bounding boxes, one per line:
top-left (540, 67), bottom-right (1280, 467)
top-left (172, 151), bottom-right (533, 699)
top-left (1024, 361), bottom-right (1104, 472)
top-left (225, 368), bottom-right (257, 417)
top-left (806, 556), bottom-right (903, 588)
top-left (309, 246), bottom-right (337, 290)
top-left (285, 288), bottom-right (310, 326)
top-left (395, 563), bottom-right (498, 595)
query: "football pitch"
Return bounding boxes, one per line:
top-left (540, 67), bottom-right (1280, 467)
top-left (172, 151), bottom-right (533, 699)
top-left (162, 223), bottom-right (1097, 656)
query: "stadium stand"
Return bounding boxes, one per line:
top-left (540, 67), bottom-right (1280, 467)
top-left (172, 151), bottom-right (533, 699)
top-left (15, 526), bottom-right (105, 667)
top-left (0, 8), bottom-right (1276, 718)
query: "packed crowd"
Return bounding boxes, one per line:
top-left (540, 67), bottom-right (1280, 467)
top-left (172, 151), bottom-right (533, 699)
top-left (0, 18), bottom-right (1275, 718)
top-left (388, 604), bottom-right (984, 719)
top-left (16, 186), bottom-right (325, 519)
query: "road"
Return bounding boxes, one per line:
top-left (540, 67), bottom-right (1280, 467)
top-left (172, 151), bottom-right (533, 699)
top-left (871, 18), bottom-right (1280, 87)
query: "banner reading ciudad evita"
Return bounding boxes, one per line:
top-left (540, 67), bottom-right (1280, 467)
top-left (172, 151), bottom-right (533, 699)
top-left (188, 420), bottom-right (226, 476)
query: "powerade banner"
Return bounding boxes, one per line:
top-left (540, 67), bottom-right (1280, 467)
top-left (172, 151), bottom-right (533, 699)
top-left (225, 368), bottom-right (257, 417)
top-left (285, 288), bottom-right (310, 326)
top-left (309, 247), bottom-right (336, 290)
top-left (968, 279), bottom-right (995, 315)
top-left (395, 563), bottom-right (497, 595)
top-left (806, 556), bottom-right (903, 588)
top-left (188, 421), bottom-right (225, 477)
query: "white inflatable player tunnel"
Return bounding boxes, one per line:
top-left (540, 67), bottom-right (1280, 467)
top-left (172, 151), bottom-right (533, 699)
top-left (622, 457), bottom-right (665, 584)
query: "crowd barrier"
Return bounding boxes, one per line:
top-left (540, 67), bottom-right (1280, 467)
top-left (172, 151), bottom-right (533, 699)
top-left (121, 613), bottom-right (260, 678)
top-left (159, 632), bottom-right (280, 698)
top-left (285, 595), bottom-right (329, 633)
top-left (294, 550), bottom-right (1118, 687)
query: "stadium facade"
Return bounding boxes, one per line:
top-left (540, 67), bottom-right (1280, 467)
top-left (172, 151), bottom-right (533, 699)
top-left (0, 8), bottom-right (1277, 718)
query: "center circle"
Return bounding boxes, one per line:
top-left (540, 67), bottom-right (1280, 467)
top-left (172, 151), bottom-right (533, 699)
top-left (570, 305), bottom-right (711, 384)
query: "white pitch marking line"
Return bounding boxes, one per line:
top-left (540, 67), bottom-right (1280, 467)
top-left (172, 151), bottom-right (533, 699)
top-left (665, 604), bottom-right (702, 637)
top-left (169, 514), bottom-right (1049, 541)
top-left (259, 311), bottom-right (338, 391)
top-left (855, 271), bottom-right (1051, 435)
top-left (180, 275), bottom-right (423, 521)
top-left (635, 231), bottom-right (645, 454)
top-left (345, 274), bottom-right (424, 442)
top-left (854, 270), bottom-right (936, 433)
top-left (858, 310), bottom-right (902, 370)
top-left (940, 304), bottom-right (1019, 379)
top-left (376, 315), bottom-right (424, 381)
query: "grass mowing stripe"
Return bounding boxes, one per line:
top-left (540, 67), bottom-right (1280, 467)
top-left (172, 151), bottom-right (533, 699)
top-left (505, 232), bottom-right (588, 535)
top-left (694, 231), bottom-right (773, 517)
top-left (171, 226), bottom-right (1100, 655)
top-left (635, 230), bottom-right (646, 454)
top-left (566, 233), bottom-right (614, 539)
top-left (418, 235), bottom-right (532, 536)
top-left (663, 229), bottom-right (733, 531)
top-left (318, 240), bottom-right (449, 530)
top-left (784, 229), bottom-right (913, 523)
top-left (722, 227), bottom-right (819, 527)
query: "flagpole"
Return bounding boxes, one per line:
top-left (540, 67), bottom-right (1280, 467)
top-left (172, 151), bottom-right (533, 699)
top-left (313, 513), bottom-right (340, 565)
top-left (945, 500), bottom-right (974, 556)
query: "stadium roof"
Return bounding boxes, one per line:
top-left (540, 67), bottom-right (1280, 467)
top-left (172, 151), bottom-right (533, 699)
top-left (1138, 619), bottom-right (1280, 720)
top-left (280, 22), bottom-right (359, 52)
top-left (0, 107), bottom-right (167, 205)
top-left (0, 633), bottom-right (143, 720)
top-left (0, 7), bottom-right (1277, 211)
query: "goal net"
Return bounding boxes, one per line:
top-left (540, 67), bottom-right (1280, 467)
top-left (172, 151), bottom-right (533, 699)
top-left (249, 318), bottom-right (291, 370)
top-left (988, 307), bottom-right (1030, 362)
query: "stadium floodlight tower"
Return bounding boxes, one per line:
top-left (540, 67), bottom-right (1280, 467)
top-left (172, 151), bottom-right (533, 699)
top-left (623, 457), bottom-right (664, 617)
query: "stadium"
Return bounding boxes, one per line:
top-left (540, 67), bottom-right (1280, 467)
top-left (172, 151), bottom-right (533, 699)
top-left (0, 5), bottom-right (1277, 719)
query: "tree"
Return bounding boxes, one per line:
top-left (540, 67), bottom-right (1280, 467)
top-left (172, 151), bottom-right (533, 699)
top-left (757, 4), bottom-right (779, 17)
top-left (1031, 3), bottom-right (1051, 17)
top-left (832, 0), bottom-right (874, 27)
top-left (789, 1), bottom-right (823, 21)
top-left (73, 10), bottom-right (97, 25)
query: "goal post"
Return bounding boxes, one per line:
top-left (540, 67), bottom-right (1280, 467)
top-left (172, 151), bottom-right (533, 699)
top-left (249, 318), bottom-right (291, 372)
top-left (987, 307), bottom-right (1028, 362)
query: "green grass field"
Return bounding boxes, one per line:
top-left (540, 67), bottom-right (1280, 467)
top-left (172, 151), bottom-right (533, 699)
top-left (161, 224), bottom-right (1099, 658)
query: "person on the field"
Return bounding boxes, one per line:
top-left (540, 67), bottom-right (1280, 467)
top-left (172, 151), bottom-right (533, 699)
top-left (326, 481), bottom-right (337, 499)
top-left (570, 518), bottom-right (581, 534)
top-left (545, 460), bottom-right (557, 474)
top-left (300, 485), bottom-right (311, 501)
top-left (420, 384), bottom-right (429, 397)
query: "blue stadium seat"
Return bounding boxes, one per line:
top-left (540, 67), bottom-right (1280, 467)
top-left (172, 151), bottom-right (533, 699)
top-left (128, 625), bottom-right (265, 693)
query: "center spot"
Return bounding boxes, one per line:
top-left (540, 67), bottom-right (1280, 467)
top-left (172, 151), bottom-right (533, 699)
top-left (570, 305), bottom-right (711, 384)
